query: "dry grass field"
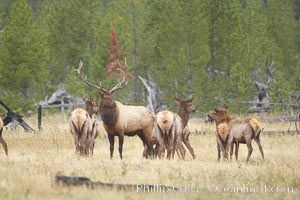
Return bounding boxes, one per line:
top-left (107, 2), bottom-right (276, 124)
top-left (0, 113), bottom-right (299, 200)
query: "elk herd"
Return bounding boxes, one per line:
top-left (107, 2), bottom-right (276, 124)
top-left (0, 59), bottom-right (265, 163)
top-left (67, 59), bottom-right (265, 162)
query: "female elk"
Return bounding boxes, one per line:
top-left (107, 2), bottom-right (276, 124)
top-left (0, 117), bottom-right (8, 155)
top-left (207, 105), bottom-right (264, 162)
top-left (76, 60), bottom-right (155, 159)
top-left (156, 96), bottom-right (196, 159)
top-left (82, 97), bottom-right (100, 155)
top-left (69, 108), bottom-right (92, 156)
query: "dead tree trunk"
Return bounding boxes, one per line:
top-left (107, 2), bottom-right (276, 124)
top-left (138, 75), bottom-right (164, 113)
top-left (249, 57), bottom-right (275, 113)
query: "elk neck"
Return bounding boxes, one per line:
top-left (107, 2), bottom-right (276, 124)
top-left (177, 106), bottom-right (189, 128)
top-left (99, 101), bottom-right (119, 127)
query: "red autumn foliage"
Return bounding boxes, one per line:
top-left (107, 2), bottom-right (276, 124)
top-left (105, 26), bottom-right (134, 80)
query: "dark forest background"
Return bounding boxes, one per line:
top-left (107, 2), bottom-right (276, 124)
top-left (0, 0), bottom-right (299, 114)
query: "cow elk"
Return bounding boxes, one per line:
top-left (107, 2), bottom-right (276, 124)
top-left (82, 97), bottom-right (100, 155)
top-left (82, 97), bottom-right (98, 118)
top-left (69, 108), bottom-right (92, 156)
top-left (0, 117), bottom-right (8, 155)
top-left (156, 96), bottom-right (197, 159)
top-left (75, 60), bottom-right (155, 159)
top-left (207, 105), bottom-right (264, 162)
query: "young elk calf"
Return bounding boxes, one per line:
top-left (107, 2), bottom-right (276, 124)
top-left (156, 96), bottom-right (196, 159)
top-left (69, 108), bottom-right (92, 156)
top-left (208, 105), bottom-right (264, 162)
top-left (0, 117), bottom-right (8, 155)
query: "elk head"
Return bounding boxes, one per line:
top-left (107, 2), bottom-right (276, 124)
top-left (207, 104), bottom-right (230, 125)
top-left (175, 95), bottom-right (197, 114)
top-left (175, 95), bottom-right (197, 127)
top-left (75, 60), bottom-right (128, 123)
top-left (82, 97), bottom-right (98, 117)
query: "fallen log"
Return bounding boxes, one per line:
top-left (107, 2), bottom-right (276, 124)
top-left (0, 100), bottom-right (35, 133)
top-left (54, 173), bottom-right (179, 191)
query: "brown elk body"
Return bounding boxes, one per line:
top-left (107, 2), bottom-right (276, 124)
top-left (156, 97), bottom-right (196, 159)
top-left (76, 61), bottom-right (155, 159)
top-left (207, 105), bottom-right (264, 162)
top-left (83, 97), bottom-right (100, 155)
top-left (0, 117), bottom-right (8, 155)
top-left (69, 108), bottom-right (92, 156)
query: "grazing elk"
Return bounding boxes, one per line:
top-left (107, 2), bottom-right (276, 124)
top-left (156, 96), bottom-right (196, 159)
top-left (75, 60), bottom-right (155, 159)
top-left (69, 108), bottom-right (92, 156)
top-left (0, 117), bottom-right (8, 155)
top-left (207, 105), bottom-right (264, 162)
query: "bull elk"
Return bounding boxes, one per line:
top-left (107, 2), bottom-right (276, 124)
top-left (156, 96), bottom-right (196, 159)
top-left (0, 117), bottom-right (8, 155)
top-left (207, 104), bottom-right (264, 162)
top-left (75, 60), bottom-right (155, 159)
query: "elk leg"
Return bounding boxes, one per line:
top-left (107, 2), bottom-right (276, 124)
top-left (158, 145), bottom-right (165, 159)
top-left (183, 134), bottom-right (196, 159)
top-left (118, 134), bottom-right (124, 159)
top-left (108, 134), bottom-right (115, 159)
top-left (217, 143), bottom-right (221, 161)
top-left (0, 129), bottom-right (8, 155)
top-left (230, 142), bottom-right (234, 160)
top-left (254, 136), bottom-right (264, 160)
top-left (177, 143), bottom-right (186, 159)
top-left (235, 142), bottom-right (239, 161)
top-left (246, 140), bottom-right (253, 162)
top-left (137, 134), bottom-right (147, 158)
top-left (224, 142), bottom-right (230, 160)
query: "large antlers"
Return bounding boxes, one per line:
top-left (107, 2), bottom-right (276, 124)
top-left (75, 61), bottom-right (108, 93)
top-left (109, 59), bottom-right (128, 93)
top-left (75, 60), bottom-right (128, 93)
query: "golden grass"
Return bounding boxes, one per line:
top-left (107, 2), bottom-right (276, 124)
top-left (0, 113), bottom-right (299, 200)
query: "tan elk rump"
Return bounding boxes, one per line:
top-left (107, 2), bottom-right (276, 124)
top-left (156, 96), bottom-right (197, 159)
top-left (69, 108), bottom-right (92, 156)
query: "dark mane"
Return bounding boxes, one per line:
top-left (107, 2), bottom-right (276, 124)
top-left (99, 104), bottom-right (119, 127)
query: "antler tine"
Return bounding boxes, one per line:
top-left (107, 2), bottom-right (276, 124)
top-left (75, 61), bottom-right (108, 93)
top-left (109, 59), bottom-right (128, 93)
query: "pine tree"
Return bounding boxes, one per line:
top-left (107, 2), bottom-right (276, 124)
top-left (0, 0), bottom-right (49, 110)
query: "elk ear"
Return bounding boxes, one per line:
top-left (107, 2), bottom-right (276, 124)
top-left (175, 95), bottom-right (181, 102)
top-left (82, 97), bottom-right (87, 103)
top-left (223, 104), bottom-right (228, 109)
top-left (92, 96), bottom-right (96, 103)
top-left (214, 108), bottom-right (220, 113)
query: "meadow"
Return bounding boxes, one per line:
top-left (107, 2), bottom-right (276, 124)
top-left (0, 113), bottom-right (299, 200)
